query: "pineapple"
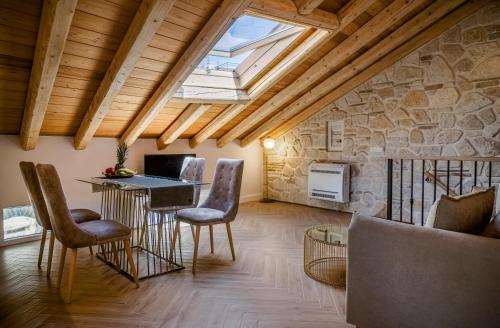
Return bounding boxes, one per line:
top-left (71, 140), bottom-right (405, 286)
top-left (115, 142), bottom-right (128, 170)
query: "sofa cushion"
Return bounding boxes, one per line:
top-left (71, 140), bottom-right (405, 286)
top-left (482, 212), bottom-right (500, 239)
top-left (425, 187), bottom-right (495, 234)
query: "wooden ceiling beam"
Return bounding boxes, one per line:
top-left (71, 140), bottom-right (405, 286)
top-left (294, 0), bottom-right (325, 15)
top-left (239, 0), bottom-right (469, 147)
top-left (247, 0), bottom-right (338, 32)
top-left (217, 0), bottom-right (416, 148)
top-left (268, 0), bottom-right (492, 140)
top-left (120, 0), bottom-right (251, 147)
top-left (189, 29), bottom-right (330, 148)
top-left (157, 103), bottom-right (211, 149)
top-left (20, 0), bottom-right (77, 150)
top-left (74, 0), bottom-right (175, 150)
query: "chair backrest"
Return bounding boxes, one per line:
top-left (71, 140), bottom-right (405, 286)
top-left (36, 164), bottom-right (93, 248)
top-left (180, 157), bottom-right (206, 207)
top-left (201, 159), bottom-right (244, 222)
top-left (19, 162), bottom-right (52, 230)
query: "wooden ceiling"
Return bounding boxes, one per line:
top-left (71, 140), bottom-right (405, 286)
top-left (0, 0), bottom-right (493, 150)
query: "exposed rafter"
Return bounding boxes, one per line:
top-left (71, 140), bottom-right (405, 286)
top-left (20, 0), bottom-right (77, 150)
top-left (74, 0), bottom-right (175, 150)
top-left (217, 0), bottom-right (411, 148)
top-left (268, 0), bottom-right (492, 139)
top-left (120, 0), bottom-right (251, 147)
top-left (189, 29), bottom-right (331, 148)
top-left (192, 0), bottom-right (376, 149)
top-left (239, 0), bottom-right (467, 146)
top-left (294, 0), bottom-right (325, 15)
top-left (157, 104), bottom-right (211, 150)
top-left (247, 0), bottom-right (339, 32)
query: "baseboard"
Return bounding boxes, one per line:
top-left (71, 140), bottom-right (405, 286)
top-left (240, 193), bottom-right (262, 203)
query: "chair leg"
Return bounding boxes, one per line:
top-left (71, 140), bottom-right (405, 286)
top-left (226, 223), bottom-right (235, 261)
top-left (46, 231), bottom-right (55, 277)
top-left (88, 246), bottom-right (94, 256)
top-left (169, 220), bottom-right (181, 261)
top-left (192, 225), bottom-right (201, 274)
top-left (124, 239), bottom-right (140, 287)
top-left (111, 242), bottom-right (121, 271)
top-left (100, 244), bottom-right (108, 262)
top-left (57, 247), bottom-right (67, 289)
top-left (66, 248), bottom-right (78, 303)
top-left (38, 229), bottom-right (47, 268)
top-left (209, 225), bottom-right (214, 254)
top-left (190, 224), bottom-right (195, 241)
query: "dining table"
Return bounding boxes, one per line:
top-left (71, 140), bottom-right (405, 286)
top-left (78, 175), bottom-right (207, 280)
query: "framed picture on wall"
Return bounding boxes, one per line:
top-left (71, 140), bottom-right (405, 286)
top-left (327, 120), bottom-right (344, 152)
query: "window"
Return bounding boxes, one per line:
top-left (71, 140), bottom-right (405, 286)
top-left (198, 15), bottom-right (297, 72)
top-left (3, 205), bottom-right (41, 241)
top-left (176, 15), bottom-right (305, 103)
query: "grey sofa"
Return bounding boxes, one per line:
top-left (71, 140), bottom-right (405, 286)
top-left (346, 213), bottom-right (500, 328)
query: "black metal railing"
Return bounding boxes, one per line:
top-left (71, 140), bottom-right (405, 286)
top-left (386, 156), bottom-right (500, 225)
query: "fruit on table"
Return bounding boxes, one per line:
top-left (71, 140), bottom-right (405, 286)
top-left (116, 168), bottom-right (137, 176)
top-left (105, 167), bottom-right (115, 175)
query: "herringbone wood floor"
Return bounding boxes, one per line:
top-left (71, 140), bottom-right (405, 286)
top-left (0, 202), bottom-right (353, 328)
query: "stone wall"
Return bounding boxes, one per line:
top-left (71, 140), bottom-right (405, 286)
top-left (267, 3), bottom-right (500, 220)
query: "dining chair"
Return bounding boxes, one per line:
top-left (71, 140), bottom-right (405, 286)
top-left (36, 164), bottom-right (139, 303)
top-left (19, 162), bottom-right (101, 277)
top-left (174, 159), bottom-right (244, 273)
top-left (148, 157), bottom-right (206, 255)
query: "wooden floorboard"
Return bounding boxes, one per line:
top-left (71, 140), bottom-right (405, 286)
top-left (0, 201), bottom-right (353, 328)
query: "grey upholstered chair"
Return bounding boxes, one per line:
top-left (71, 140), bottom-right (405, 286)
top-left (19, 162), bottom-right (101, 277)
top-left (174, 159), bottom-right (244, 273)
top-left (179, 157), bottom-right (206, 208)
top-left (36, 164), bottom-right (139, 303)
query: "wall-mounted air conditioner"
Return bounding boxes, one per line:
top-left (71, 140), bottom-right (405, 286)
top-left (308, 162), bottom-right (350, 203)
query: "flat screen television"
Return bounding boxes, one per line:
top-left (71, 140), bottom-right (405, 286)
top-left (144, 154), bottom-right (196, 179)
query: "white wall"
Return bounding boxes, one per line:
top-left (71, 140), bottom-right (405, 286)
top-left (0, 135), bottom-right (262, 216)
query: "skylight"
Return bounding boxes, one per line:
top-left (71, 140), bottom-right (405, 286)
top-left (176, 15), bottom-right (305, 103)
top-left (198, 15), bottom-right (296, 72)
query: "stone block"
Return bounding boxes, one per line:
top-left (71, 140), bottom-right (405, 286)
top-left (424, 55), bottom-right (454, 84)
top-left (441, 44), bottom-right (465, 63)
top-left (401, 90), bottom-right (429, 107)
top-left (370, 114), bottom-right (394, 129)
top-left (478, 107), bottom-right (496, 125)
top-left (457, 114), bottom-right (484, 129)
top-left (456, 92), bottom-right (492, 114)
top-left (471, 136), bottom-right (500, 156)
top-left (435, 129), bottom-right (463, 144)
top-left (428, 87), bottom-right (459, 107)
top-left (439, 113), bottom-right (456, 128)
top-left (471, 54), bottom-right (500, 80)
top-left (454, 138), bottom-right (476, 156)
top-left (409, 129), bottom-right (424, 144)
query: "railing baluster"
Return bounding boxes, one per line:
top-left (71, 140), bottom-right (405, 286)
top-left (400, 159), bottom-right (403, 222)
top-left (489, 161), bottom-right (492, 187)
top-left (459, 161), bottom-right (463, 195)
top-left (387, 159), bottom-right (393, 220)
top-left (410, 160), bottom-right (414, 224)
top-left (446, 160), bottom-right (450, 195)
top-left (421, 160), bottom-right (425, 226)
top-left (474, 161), bottom-right (478, 187)
top-left (433, 160), bottom-right (437, 202)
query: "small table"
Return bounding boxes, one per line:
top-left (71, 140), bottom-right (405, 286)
top-left (304, 224), bottom-right (348, 287)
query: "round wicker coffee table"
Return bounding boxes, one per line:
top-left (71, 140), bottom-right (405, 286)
top-left (304, 224), bottom-right (348, 287)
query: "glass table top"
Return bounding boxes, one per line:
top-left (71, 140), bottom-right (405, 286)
top-left (306, 224), bottom-right (348, 245)
top-left (77, 175), bottom-right (209, 191)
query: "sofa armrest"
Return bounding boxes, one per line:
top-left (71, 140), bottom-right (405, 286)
top-left (346, 213), bottom-right (500, 328)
